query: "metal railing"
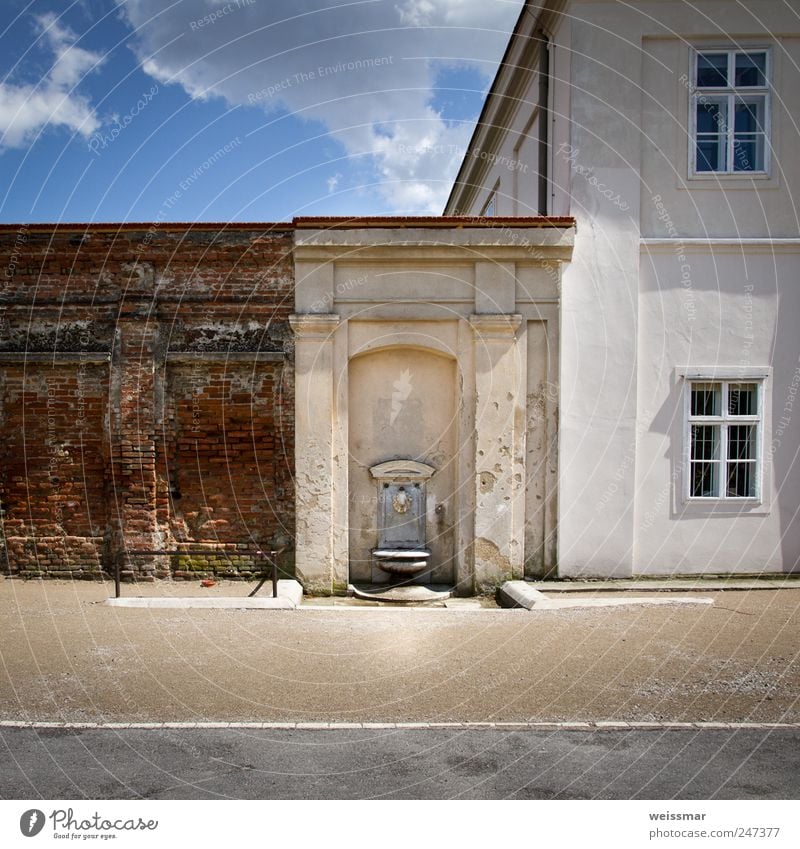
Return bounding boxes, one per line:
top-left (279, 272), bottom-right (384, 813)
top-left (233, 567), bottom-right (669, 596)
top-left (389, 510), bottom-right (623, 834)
top-left (114, 547), bottom-right (287, 599)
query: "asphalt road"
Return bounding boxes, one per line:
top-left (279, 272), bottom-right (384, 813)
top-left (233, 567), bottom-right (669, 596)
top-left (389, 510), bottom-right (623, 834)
top-left (1, 727), bottom-right (797, 800)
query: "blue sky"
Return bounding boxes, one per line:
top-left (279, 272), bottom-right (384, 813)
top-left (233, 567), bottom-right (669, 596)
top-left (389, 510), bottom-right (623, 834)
top-left (0, 0), bottom-right (522, 223)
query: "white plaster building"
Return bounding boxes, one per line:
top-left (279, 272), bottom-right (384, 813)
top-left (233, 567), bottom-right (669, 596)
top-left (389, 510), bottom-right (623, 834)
top-left (446, 0), bottom-right (800, 579)
top-left (292, 0), bottom-right (799, 594)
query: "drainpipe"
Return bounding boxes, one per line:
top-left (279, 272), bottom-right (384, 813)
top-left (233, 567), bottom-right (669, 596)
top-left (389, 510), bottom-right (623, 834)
top-left (537, 29), bottom-right (550, 216)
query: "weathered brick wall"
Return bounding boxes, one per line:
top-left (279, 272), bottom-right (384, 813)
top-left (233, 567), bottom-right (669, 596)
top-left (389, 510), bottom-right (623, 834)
top-left (159, 360), bottom-right (293, 578)
top-left (0, 224), bottom-right (295, 579)
top-left (0, 362), bottom-right (110, 577)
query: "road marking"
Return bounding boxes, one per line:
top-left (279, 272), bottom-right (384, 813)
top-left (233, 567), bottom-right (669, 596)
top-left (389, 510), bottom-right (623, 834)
top-left (0, 720), bottom-right (797, 731)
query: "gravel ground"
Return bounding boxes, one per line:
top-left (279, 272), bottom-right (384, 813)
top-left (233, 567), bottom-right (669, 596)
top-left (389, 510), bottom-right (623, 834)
top-left (0, 579), bottom-right (798, 724)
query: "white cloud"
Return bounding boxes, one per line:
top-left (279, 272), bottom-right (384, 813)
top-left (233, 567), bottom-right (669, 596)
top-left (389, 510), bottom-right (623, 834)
top-left (0, 14), bottom-right (104, 149)
top-left (116, 0), bottom-right (522, 212)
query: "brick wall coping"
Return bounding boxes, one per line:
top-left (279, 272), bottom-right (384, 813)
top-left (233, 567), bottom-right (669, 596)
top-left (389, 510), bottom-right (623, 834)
top-left (0, 216), bottom-right (575, 233)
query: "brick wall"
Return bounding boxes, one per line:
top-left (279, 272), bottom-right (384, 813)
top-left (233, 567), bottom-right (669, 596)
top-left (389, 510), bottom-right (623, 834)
top-left (0, 224), bottom-right (295, 579)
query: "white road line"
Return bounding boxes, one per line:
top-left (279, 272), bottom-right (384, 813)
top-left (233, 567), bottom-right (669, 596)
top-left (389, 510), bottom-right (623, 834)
top-left (0, 721), bottom-right (797, 731)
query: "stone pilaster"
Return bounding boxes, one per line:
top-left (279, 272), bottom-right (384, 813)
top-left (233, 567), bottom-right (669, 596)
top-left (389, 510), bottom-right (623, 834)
top-left (470, 314), bottom-right (525, 592)
top-left (289, 313), bottom-right (341, 594)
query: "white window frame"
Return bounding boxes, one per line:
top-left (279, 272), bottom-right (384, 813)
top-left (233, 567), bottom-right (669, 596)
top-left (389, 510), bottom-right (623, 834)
top-left (684, 378), bottom-right (764, 502)
top-left (481, 191), bottom-right (497, 217)
top-left (688, 47), bottom-right (771, 177)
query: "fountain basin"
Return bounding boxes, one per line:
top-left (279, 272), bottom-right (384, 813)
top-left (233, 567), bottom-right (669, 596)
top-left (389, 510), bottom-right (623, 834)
top-left (372, 548), bottom-right (431, 576)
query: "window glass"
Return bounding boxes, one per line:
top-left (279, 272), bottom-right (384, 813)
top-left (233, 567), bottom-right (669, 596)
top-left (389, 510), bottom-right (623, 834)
top-left (696, 99), bottom-right (728, 171)
top-left (697, 53), bottom-right (728, 87)
top-left (727, 462), bottom-right (755, 497)
top-left (692, 457), bottom-right (720, 498)
top-left (728, 423), bottom-right (756, 460)
top-left (735, 52), bottom-right (766, 87)
top-left (728, 383), bottom-right (758, 415)
top-left (691, 424), bottom-right (720, 460)
top-left (734, 97), bottom-right (766, 133)
top-left (691, 383), bottom-right (721, 416)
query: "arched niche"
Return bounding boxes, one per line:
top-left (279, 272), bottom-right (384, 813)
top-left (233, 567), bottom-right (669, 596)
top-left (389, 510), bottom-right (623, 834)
top-left (347, 346), bottom-right (458, 584)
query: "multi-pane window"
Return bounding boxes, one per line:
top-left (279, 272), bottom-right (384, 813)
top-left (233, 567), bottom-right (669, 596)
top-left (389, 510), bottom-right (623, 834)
top-left (692, 50), bottom-right (769, 174)
top-left (687, 381), bottom-right (761, 499)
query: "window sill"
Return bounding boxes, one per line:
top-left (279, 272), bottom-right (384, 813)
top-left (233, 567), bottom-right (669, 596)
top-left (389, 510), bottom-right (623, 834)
top-left (685, 497), bottom-right (762, 504)
top-left (678, 497), bottom-right (769, 516)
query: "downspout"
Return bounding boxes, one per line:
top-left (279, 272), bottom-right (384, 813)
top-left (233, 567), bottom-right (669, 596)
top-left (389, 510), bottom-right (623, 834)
top-left (537, 29), bottom-right (550, 216)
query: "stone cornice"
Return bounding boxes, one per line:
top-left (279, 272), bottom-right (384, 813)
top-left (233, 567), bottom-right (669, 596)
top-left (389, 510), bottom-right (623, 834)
top-left (289, 314), bottom-right (341, 338)
top-left (641, 238), bottom-right (800, 254)
top-left (469, 314), bottom-right (523, 337)
top-left (293, 225), bottom-right (575, 263)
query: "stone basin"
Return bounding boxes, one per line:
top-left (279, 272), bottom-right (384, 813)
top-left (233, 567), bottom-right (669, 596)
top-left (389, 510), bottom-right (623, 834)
top-left (372, 548), bottom-right (431, 576)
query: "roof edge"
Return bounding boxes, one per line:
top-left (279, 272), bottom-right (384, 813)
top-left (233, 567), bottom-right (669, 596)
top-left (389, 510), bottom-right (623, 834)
top-left (0, 222), bottom-right (294, 234)
top-left (444, 0), bottom-right (567, 215)
top-left (292, 215), bottom-right (574, 229)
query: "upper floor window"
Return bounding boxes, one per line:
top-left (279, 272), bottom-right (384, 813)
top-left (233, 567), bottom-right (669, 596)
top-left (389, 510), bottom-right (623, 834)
top-left (691, 49), bottom-right (769, 175)
top-left (482, 192), bottom-right (496, 217)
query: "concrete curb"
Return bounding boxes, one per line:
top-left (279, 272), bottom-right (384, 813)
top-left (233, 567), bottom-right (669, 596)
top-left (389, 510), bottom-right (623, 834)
top-left (105, 580), bottom-right (303, 609)
top-left (526, 579), bottom-right (799, 593)
top-left (497, 581), bottom-right (713, 610)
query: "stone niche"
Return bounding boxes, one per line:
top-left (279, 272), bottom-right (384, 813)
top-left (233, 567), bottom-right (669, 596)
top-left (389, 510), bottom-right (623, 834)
top-left (291, 219), bottom-right (574, 596)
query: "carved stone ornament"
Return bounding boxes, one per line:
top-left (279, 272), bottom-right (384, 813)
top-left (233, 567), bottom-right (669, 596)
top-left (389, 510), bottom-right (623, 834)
top-left (392, 489), bottom-right (410, 513)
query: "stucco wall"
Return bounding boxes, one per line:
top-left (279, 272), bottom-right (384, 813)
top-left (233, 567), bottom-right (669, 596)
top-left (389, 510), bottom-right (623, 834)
top-left (635, 246), bottom-right (800, 573)
top-left (447, 0), bottom-right (800, 576)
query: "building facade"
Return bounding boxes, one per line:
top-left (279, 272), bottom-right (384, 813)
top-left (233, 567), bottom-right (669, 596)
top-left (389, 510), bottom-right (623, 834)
top-left (1, 0), bottom-right (798, 592)
top-left (446, 0), bottom-right (800, 578)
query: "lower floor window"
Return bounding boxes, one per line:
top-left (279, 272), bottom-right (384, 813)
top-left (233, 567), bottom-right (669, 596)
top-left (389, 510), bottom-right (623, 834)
top-left (688, 380), bottom-right (761, 499)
